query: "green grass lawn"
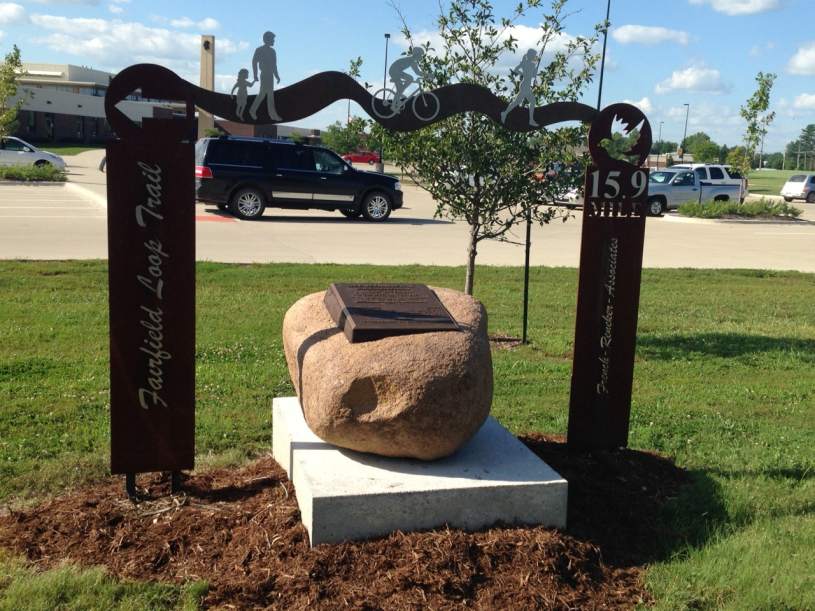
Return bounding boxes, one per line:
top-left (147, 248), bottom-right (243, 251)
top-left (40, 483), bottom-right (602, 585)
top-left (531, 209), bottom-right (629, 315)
top-left (748, 169), bottom-right (800, 196)
top-left (1, 261), bottom-right (814, 609)
top-left (36, 144), bottom-right (105, 156)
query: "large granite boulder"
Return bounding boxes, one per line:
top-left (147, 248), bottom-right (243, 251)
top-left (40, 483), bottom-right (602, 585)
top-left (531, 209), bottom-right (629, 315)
top-left (282, 287), bottom-right (493, 460)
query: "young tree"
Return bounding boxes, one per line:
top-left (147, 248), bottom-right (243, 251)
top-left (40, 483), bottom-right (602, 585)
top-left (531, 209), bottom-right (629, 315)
top-left (0, 45), bottom-right (25, 139)
top-left (740, 71), bottom-right (776, 171)
top-left (726, 146), bottom-right (750, 174)
top-left (346, 56), bottom-right (363, 124)
top-left (321, 116), bottom-right (370, 154)
top-left (381, 0), bottom-right (601, 295)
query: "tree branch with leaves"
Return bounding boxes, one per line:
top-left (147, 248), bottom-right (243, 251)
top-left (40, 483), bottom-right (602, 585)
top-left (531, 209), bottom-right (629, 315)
top-left (0, 45), bottom-right (25, 139)
top-left (739, 71), bottom-right (776, 174)
top-left (379, 0), bottom-right (601, 295)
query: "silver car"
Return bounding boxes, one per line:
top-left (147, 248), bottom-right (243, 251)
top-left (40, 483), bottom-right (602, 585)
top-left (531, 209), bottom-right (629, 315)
top-left (0, 137), bottom-right (66, 170)
top-left (781, 174), bottom-right (815, 203)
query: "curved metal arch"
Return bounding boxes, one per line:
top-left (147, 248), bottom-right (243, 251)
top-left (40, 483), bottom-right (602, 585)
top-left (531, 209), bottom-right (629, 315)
top-left (104, 63), bottom-right (599, 140)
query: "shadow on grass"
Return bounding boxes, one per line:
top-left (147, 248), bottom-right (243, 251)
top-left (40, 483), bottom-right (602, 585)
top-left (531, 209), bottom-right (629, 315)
top-left (638, 333), bottom-right (815, 361)
top-left (521, 434), bottom-right (728, 567)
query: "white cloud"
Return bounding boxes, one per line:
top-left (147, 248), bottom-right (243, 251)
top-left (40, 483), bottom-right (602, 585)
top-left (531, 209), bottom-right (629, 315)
top-left (788, 42), bottom-right (815, 75)
top-left (793, 93), bottom-right (815, 110)
top-left (151, 15), bottom-right (220, 31)
top-left (398, 23), bottom-right (595, 75)
top-left (0, 30), bottom-right (4, 41)
top-left (29, 0), bottom-right (100, 4)
top-left (655, 65), bottom-right (730, 94)
top-left (749, 40), bottom-right (774, 57)
top-left (0, 3), bottom-right (25, 25)
top-left (623, 96), bottom-right (653, 114)
top-left (612, 25), bottom-right (688, 46)
top-left (107, 4), bottom-right (122, 14)
top-left (688, 0), bottom-right (780, 15)
top-left (29, 14), bottom-right (246, 72)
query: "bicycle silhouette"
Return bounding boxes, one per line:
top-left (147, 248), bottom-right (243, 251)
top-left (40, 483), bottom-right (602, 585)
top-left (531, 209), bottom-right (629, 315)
top-left (371, 82), bottom-right (440, 122)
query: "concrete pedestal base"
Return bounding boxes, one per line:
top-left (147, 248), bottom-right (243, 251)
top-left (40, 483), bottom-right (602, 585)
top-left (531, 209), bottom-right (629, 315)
top-left (273, 397), bottom-right (567, 546)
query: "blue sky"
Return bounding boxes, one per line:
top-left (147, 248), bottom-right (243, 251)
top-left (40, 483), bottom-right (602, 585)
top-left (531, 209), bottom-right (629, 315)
top-left (1, 0), bottom-right (813, 151)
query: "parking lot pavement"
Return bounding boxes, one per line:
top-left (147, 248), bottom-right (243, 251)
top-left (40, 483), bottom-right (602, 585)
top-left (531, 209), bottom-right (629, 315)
top-left (0, 182), bottom-right (108, 259)
top-left (1, 152), bottom-right (814, 272)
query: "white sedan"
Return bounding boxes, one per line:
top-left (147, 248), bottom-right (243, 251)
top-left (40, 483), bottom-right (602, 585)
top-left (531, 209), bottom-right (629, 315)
top-left (0, 137), bottom-right (66, 170)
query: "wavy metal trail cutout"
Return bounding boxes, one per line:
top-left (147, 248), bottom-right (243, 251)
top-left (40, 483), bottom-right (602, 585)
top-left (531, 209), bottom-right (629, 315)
top-left (105, 64), bottom-right (599, 141)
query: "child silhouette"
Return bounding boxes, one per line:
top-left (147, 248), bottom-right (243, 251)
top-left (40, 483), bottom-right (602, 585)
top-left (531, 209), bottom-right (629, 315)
top-left (232, 69), bottom-right (256, 120)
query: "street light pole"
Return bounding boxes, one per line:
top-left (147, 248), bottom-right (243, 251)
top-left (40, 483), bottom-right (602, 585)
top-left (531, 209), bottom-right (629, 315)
top-left (377, 33), bottom-right (390, 173)
top-left (656, 120), bottom-right (663, 168)
top-left (680, 103), bottom-right (690, 162)
top-left (596, 0), bottom-right (611, 110)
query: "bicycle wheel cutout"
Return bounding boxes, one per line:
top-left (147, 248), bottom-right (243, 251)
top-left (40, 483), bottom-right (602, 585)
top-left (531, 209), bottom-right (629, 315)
top-left (412, 91), bottom-right (440, 122)
top-left (371, 87), bottom-right (399, 120)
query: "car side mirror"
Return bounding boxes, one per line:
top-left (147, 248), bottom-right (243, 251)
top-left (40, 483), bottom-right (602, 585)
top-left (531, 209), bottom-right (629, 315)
top-left (24, 147), bottom-right (33, 153)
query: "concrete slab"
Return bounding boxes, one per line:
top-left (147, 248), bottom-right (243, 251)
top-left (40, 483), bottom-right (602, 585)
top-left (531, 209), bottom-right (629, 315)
top-left (272, 396), bottom-right (568, 546)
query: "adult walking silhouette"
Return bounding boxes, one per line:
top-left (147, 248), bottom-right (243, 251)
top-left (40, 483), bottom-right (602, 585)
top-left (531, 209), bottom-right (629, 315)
top-left (249, 31), bottom-right (282, 121)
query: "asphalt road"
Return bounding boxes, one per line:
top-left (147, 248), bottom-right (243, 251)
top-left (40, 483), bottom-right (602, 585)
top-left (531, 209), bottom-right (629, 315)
top-left (1, 149), bottom-right (814, 272)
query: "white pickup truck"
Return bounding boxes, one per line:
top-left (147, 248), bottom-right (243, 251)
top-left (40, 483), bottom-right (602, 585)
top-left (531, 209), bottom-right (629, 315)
top-left (669, 163), bottom-right (748, 202)
top-left (646, 169), bottom-right (742, 215)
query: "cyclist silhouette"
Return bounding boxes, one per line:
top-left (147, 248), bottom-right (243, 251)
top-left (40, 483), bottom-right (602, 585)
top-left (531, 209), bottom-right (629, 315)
top-left (388, 47), bottom-right (430, 112)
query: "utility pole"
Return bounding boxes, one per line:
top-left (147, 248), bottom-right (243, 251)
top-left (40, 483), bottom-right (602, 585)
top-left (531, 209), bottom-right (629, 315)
top-left (198, 35), bottom-right (216, 139)
top-left (376, 33), bottom-right (390, 173)
top-left (656, 120), bottom-right (663, 168)
top-left (596, 0), bottom-right (611, 110)
top-left (680, 103), bottom-right (689, 162)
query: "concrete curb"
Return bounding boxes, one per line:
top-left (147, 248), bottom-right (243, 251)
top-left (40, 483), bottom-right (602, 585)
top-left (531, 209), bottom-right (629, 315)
top-left (64, 181), bottom-right (107, 210)
top-left (659, 212), bottom-right (812, 226)
top-left (0, 180), bottom-right (69, 187)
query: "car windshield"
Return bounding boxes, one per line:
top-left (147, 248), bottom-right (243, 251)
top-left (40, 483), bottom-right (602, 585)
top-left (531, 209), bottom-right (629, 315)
top-left (649, 171), bottom-right (675, 184)
top-left (2, 138), bottom-right (29, 152)
top-left (788, 175), bottom-right (806, 182)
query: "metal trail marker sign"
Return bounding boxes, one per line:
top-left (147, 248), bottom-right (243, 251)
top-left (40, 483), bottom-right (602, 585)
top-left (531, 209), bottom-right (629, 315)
top-left (103, 42), bottom-right (651, 495)
top-left (567, 104), bottom-right (652, 450)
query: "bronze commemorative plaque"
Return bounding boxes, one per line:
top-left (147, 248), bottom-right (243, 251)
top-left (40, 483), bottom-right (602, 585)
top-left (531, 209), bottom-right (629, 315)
top-left (324, 283), bottom-right (459, 343)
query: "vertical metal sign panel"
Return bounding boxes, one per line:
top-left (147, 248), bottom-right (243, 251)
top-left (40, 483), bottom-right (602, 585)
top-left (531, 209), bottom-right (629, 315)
top-left (107, 119), bottom-right (195, 474)
top-left (567, 104), bottom-right (652, 450)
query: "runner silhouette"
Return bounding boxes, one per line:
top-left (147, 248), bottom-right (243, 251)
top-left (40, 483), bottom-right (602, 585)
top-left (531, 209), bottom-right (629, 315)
top-left (501, 49), bottom-right (539, 127)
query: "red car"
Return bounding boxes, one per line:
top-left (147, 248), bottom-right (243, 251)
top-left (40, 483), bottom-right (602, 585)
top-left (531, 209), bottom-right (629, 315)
top-left (341, 150), bottom-right (381, 165)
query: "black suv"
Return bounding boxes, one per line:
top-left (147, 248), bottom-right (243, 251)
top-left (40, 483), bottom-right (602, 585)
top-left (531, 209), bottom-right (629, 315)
top-left (195, 137), bottom-right (403, 221)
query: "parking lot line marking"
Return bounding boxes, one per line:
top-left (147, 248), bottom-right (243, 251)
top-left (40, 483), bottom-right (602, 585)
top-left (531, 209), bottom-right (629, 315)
top-left (195, 215), bottom-right (237, 223)
top-left (0, 215), bottom-right (106, 219)
top-left (752, 232), bottom-right (815, 236)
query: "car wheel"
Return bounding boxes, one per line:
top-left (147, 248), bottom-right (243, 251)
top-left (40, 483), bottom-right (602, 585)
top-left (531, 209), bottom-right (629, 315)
top-left (368, 159), bottom-right (374, 165)
top-left (340, 208), bottom-right (361, 219)
top-left (361, 192), bottom-right (392, 222)
top-left (647, 197), bottom-right (665, 216)
top-left (230, 187), bottom-right (266, 220)
top-left (34, 160), bottom-right (51, 168)
top-left (807, 192), bottom-right (815, 204)
top-left (783, 197), bottom-right (792, 202)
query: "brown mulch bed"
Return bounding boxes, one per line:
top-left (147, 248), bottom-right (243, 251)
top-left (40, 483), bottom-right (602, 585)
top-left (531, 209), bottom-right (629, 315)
top-left (0, 436), bottom-right (686, 609)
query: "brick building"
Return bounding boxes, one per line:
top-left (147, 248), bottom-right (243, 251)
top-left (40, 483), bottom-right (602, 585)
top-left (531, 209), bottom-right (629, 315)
top-left (12, 63), bottom-right (180, 144)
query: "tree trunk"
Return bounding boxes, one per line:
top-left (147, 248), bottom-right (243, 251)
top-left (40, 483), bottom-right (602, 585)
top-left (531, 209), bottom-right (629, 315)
top-left (464, 223), bottom-right (478, 295)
